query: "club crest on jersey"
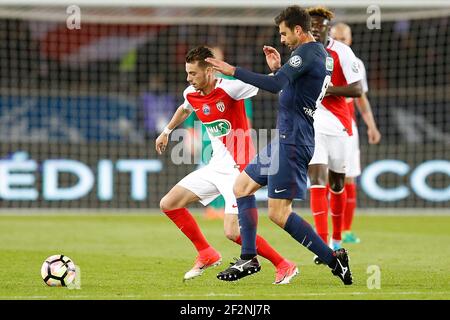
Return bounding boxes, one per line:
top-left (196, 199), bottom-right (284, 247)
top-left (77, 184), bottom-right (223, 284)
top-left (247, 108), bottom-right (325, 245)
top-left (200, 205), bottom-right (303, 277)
top-left (216, 101), bottom-right (225, 112)
top-left (203, 119), bottom-right (231, 137)
top-left (289, 55), bottom-right (302, 68)
top-left (202, 104), bottom-right (211, 115)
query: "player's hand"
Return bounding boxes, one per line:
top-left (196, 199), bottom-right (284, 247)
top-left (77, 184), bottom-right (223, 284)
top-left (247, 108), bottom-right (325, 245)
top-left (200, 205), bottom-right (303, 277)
top-left (155, 132), bottom-right (169, 155)
top-left (205, 58), bottom-right (236, 76)
top-left (367, 126), bottom-right (381, 144)
top-left (263, 45), bottom-right (281, 72)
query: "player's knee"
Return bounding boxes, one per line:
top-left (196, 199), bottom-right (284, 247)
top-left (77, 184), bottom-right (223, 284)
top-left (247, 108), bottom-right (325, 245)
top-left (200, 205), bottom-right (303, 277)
top-left (159, 196), bottom-right (174, 212)
top-left (268, 200), bottom-right (292, 227)
top-left (224, 229), bottom-right (239, 242)
top-left (329, 180), bottom-right (345, 193)
top-left (268, 211), bottom-right (278, 224)
top-left (308, 166), bottom-right (327, 186)
top-left (224, 221), bottom-right (240, 241)
top-left (267, 209), bottom-right (285, 227)
top-left (345, 177), bottom-right (355, 184)
top-left (329, 170), bottom-right (346, 192)
top-left (233, 183), bottom-right (247, 198)
top-left (268, 212), bottom-right (283, 227)
top-left (309, 175), bottom-right (327, 186)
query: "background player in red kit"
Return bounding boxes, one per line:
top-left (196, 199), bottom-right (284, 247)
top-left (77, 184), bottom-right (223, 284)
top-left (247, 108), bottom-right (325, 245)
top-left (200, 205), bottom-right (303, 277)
top-left (156, 46), bottom-right (297, 284)
top-left (306, 7), bottom-right (363, 261)
top-left (330, 22), bottom-right (382, 243)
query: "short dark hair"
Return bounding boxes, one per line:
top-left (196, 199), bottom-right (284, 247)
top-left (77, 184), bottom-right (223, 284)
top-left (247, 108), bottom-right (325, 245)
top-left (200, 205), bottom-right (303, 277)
top-left (274, 5), bottom-right (311, 32)
top-left (185, 46), bottom-right (214, 69)
top-left (307, 6), bottom-right (335, 21)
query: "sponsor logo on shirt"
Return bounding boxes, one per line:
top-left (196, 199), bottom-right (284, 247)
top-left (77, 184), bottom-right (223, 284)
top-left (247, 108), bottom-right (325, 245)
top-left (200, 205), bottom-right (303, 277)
top-left (303, 107), bottom-right (315, 118)
top-left (203, 119), bottom-right (232, 137)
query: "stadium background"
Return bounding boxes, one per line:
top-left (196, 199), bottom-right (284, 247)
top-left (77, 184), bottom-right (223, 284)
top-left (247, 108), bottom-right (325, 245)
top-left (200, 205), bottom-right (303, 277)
top-left (0, 1), bottom-right (448, 210)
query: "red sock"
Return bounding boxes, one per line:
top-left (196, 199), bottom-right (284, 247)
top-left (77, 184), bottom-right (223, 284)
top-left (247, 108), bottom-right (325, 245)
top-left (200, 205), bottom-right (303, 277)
top-left (343, 183), bottom-right (357, 231)
top-left (234, 235), bottom-right (284, 267)
top-left (310, 187), bottom-right (329, 243)
top-left (330, 189), bottom-right (347, 241)
top-left (164, 208), bottom-right (210, 252)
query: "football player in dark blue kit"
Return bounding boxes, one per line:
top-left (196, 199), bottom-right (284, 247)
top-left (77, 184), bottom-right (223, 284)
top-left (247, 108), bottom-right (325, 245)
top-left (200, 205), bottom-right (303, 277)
top-left (206, 5), bottom-right (353, 285)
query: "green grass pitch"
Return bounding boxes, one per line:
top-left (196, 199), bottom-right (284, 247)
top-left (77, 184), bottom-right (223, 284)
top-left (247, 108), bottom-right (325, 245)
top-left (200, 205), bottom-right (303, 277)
top-left (0, 211), bottom-right (449, 300)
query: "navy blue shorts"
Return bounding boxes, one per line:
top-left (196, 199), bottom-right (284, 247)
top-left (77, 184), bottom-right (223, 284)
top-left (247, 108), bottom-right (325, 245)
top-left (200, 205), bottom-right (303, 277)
top-left (245, 141), bottom-right (314, 200)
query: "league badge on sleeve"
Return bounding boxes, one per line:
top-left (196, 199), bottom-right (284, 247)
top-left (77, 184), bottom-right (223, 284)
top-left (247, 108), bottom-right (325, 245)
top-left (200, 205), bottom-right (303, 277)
top-left (289, 55), bottom-right (302, 68)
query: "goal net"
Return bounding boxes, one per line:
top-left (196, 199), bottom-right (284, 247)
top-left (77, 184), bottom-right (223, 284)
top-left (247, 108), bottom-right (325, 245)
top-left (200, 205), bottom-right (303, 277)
top-left (0, 2), bottom-right (448, 210)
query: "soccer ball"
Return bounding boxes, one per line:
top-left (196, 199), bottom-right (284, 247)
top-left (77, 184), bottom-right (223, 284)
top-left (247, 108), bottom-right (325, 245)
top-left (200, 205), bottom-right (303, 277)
top-left (41, 255), bottom-right (76, 287)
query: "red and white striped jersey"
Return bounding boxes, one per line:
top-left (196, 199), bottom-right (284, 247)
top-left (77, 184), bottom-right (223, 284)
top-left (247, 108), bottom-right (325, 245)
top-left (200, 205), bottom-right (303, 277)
top-left (314, 38), bottom-right (363, 136)
top-left (182, 78), bottom-right (258, 171)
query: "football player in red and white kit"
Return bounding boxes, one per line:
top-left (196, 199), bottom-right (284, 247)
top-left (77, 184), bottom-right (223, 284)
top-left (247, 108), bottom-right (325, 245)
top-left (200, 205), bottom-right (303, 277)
top-left (156, 46), bottom-right (297, 284)
top-left (330, 23), bottom-right (381, 244)
top-left (306, 7), bottom-right (363, 261)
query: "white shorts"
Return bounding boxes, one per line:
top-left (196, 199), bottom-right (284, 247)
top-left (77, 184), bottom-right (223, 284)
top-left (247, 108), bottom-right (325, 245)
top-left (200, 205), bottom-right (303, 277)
top-left (177, 163), bottom-right (240, 214)
top-left (309, 132), bottom-right (351, 174)
top-left (346, 123), bottom-right (361, 178)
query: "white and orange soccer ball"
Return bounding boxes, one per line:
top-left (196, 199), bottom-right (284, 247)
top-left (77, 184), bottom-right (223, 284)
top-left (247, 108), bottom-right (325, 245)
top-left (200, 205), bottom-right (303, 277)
top-left (41, 255), bottom-right (76, 287)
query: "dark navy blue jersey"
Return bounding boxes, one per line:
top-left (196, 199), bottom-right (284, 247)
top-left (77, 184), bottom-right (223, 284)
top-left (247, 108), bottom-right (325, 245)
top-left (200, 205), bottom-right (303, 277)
top-left (276, 41), bottom-right (332, 146)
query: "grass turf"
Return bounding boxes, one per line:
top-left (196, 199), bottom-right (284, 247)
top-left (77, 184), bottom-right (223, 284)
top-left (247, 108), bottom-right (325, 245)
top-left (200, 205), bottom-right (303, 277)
top-left (0, 212), bottom-right (449, 300)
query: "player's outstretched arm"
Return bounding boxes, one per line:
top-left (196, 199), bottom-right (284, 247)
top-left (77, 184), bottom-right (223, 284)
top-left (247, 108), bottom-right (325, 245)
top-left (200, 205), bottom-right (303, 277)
top-left (206, 57), bottom-right (289, 94)
top-left (355, 92), bottom-right (381, 144)
top-left (155, 105), bottom-right (192, 154)
top-left (326, 80), bottom-right (363, 98)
